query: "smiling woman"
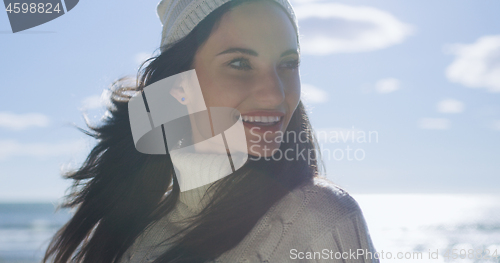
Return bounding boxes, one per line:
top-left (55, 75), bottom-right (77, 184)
top-left (189, 1), bottom-right (301, 158)
top-left (41, 0), bottom-right (379, 262)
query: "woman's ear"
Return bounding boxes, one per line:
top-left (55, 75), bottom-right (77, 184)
top-left (170, 86), bottom-right (188, 105)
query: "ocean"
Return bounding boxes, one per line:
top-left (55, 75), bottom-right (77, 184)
top-left (0, 194), bottom-right (499, 263)
top-left (0, 203), bottom-right (73, 263)
top-left (354, 194), bottom-right (500, 263)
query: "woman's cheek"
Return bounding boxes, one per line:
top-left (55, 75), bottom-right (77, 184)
top-left (220, 77), bottom-right (255, 99)
top-left (287, 88), bottom-right (301, 109)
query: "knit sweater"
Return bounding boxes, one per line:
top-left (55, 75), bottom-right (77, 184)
top-left (119, 152), bottom-right (379, 263)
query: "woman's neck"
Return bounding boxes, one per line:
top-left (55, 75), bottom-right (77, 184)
top-left (170, 150), bottom-right (233, 191)
top-left (169, 150), bottom-right (232, 213)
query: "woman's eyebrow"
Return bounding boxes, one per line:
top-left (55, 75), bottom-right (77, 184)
top-left (216, 47), bottom-right (298, 57)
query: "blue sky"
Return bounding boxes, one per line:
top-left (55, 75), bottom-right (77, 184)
top-left (1, 0), bottom-right (499, 202)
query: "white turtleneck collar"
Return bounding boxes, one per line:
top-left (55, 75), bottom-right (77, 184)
top-left (168, 150), bottom-right (245, 214)
top-left (170, 151), bottom-right (233, 192)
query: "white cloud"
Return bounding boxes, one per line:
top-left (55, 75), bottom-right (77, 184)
top-left (135, 52), bottom-right (151, 66)
top-left (80, 89), bottom-right (114, 111)
top-left (437, 98), bottom-right (464, 113)
top-left (492, 120), bottom-right (500, 131)
top-left (301, 83), bottom-right (329, 103)
top-left (294, 3), bottom-right (414, 55)
top-left (418, 118), bottom-right (451, 130)
top-left (0, 139), bottom-right (88, 160)
top-left (81, 95), bottom-right (102, 110)
top-left (375, 78), bottom-right (400, 93)
top-left (0, 112), bottom-right (50, 130)
top-left (445, 35), bottom-right (500, 92)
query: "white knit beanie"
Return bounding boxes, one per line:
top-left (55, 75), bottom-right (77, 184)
top-left (156, 0), bottom-right (300, 52)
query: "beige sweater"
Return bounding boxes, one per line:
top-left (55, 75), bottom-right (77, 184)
top-left (119, 152), bottom-right (379, 263)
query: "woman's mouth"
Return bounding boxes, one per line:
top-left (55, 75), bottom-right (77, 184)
top-left (239, 111), bottom-right (285, 133)
top-left (241, 115), bottom-right (282, 126)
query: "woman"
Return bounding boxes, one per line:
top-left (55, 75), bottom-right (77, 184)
top-left (43, 0), bottom-right (379, 262)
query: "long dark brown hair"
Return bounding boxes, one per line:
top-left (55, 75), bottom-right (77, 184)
top-left (42, 0), bottom-right (324, 262)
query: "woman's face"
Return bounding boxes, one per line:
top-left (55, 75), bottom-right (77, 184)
top-left (183, 1), bottom-right (300, 158)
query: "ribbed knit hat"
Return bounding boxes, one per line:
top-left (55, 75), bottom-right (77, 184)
top-left (156, 0), bottom-right (299, 52)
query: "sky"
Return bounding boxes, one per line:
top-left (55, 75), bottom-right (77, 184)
top-left (0, 0), bottom-right (499, 202)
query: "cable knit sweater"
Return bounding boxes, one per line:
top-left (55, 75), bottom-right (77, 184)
top-left (119, 152), bottom-right (379, 263)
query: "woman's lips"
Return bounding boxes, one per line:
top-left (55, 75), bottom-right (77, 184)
top-left (242, 115), bottom-right (281, 124)
top-left (240, 111), bottom-right (285, 134)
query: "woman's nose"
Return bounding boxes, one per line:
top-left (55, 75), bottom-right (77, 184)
top-left (253, 68), bottom-right (285, 108)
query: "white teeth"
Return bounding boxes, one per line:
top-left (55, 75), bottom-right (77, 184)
top-left (241, 115), bottom-right (281, 123)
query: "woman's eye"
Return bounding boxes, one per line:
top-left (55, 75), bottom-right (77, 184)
top-left (281, 59), bottom-right (300, 69)
top-left (228, 58), bottom-right (251, 70)
top-left (227, 58), bottom-right (300, 71)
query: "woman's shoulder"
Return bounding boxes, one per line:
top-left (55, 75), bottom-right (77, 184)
top-left (224, 176), bottom-right (373, 262)
top-left (297, 176), bottom-right (361, 213)
top-left (274, 176), bottom-right (364, 229)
